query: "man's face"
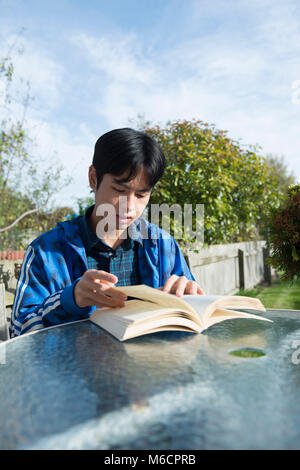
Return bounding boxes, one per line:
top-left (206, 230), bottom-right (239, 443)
top-left (89, 166), bottom-right (152, 231)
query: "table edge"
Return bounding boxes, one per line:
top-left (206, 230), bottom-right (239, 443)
top-left (0, 318), bottom-right (89, 347)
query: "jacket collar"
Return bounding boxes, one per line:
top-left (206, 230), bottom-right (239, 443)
top-left (57, 208), bottom-right (159, 253)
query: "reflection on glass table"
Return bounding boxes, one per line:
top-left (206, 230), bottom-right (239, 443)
top-left (0, 308), bottom-right (300, 450)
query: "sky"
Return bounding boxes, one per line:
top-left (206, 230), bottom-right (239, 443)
top-left (1, 0), bottom-right (300, 210)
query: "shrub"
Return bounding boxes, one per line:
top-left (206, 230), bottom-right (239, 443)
top-left (267, 184), bottom-right (300, 281)
top-left (142, 119), bottom-right (282, 247)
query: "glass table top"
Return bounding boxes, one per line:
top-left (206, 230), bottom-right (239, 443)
top-left (0, 309), bottom-right (300, 450)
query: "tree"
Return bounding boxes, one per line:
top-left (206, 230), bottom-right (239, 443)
top-left (264, 153), bottom-right (296, 195)
top-left (74, 195), bottom-right (95, 216)
top-left (138, 119), bottom-right (283, 248)
top-left (267, 184), bottom-right (300, 282)
top-left (0, 46), bottom-right (71, 249)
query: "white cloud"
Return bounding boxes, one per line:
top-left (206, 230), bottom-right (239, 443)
top-left (256, 1), bottom-right (300, 51)
top-left (0, 34), bottom-right (64, 112)
top-left (70, 5), bottom-right (300, 181)
top-left (0, 33), bottom-right (94, 209)
top-left (2, 0), bottom-right (300, 214)
top-left (25, 117), bottom-right (95, 208)
top-left (71, 32), bottom-right (156, 85)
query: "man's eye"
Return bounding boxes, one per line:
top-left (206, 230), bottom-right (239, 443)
top-left (113, 187), bottom-right (145, 198)
top-left (113, 187), bottom-right (125, 193)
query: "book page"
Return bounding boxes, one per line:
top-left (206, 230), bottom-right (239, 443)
top-left (181, 295), bottom-right (267, 325)
top-left (90, 299), bottom-right (203, 341)
top-left (92, 299), bottom-right (202, 324)
top-left (115, 285), bottom-right (268, 327)
top-left (91, 300), bottom-right (177, 325)
top-left (116, 285), bottom-right (199, 316)
top-left (205, 307), bottom-right (272, 329)
top-left (116, 285), bottom-right (229, 324)
top-left (177, 294), bottom-right (224, 318)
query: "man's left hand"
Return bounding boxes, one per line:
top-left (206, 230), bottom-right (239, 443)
top-left (158, 275), bottom-right (205, 297)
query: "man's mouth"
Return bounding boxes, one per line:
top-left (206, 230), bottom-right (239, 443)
top-left (116, 214), bottom-right (134, 223)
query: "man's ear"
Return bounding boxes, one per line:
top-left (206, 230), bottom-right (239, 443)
top-left (88, 165), bottom-right (97, 192)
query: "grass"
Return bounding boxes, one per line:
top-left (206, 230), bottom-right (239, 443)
top-left (229, 348), bottom-right (266, 358)
top-left (236, 277), bottom-right (300, 310)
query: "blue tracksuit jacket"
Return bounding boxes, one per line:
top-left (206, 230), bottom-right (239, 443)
top-left (10, 215), bottom-right (195, 337)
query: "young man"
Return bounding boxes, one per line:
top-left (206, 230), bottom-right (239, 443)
top-left (10, 128), bottom-right (204, 337)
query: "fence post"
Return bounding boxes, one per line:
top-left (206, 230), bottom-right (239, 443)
top-left (238, 249), bottom-right (245, 290)
top-left (0, 283), bottom-right (8, 341)
top-left (263, 247), bottom-right (272, 286)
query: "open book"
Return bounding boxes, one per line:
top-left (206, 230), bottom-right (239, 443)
top-left (89, 284), bottom-right (272, 341)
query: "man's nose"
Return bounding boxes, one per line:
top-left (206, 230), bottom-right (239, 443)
top-left (127, 193), bottom-right (137, 214)
top-left (119, 194), bottom-right (136, 216)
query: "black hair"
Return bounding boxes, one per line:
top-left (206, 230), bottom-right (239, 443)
top-left (92, 128), bottom-right (166, 190)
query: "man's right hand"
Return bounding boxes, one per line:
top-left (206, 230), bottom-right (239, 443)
top-left (74, 270), bottom-right (127, 309)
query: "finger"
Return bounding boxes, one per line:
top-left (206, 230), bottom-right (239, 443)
top-left (75, 277), bottom-right (125, 308)
top-left (90, 296), bottom-right (126, 309)
top-left (87, 288), bottom-right (126, 308)
top-left (161, 275), bottom-right (179, 293)
top-left (86, 270), bottom-right (127, 300)
top-left (91, 282), bottom-right (127, 302)
top-left (180, 280), bottom-right (205, 295)
top-left (196, 285), bottom-right (205, 295)
top-left (101, 285), bottom-right (128, 301)
top-left (87, 269), bottom-right (118, 285)
top-left (172, 276), bottom-right (188, 297)
top-left (185, 280), bottom-right (198, 295)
